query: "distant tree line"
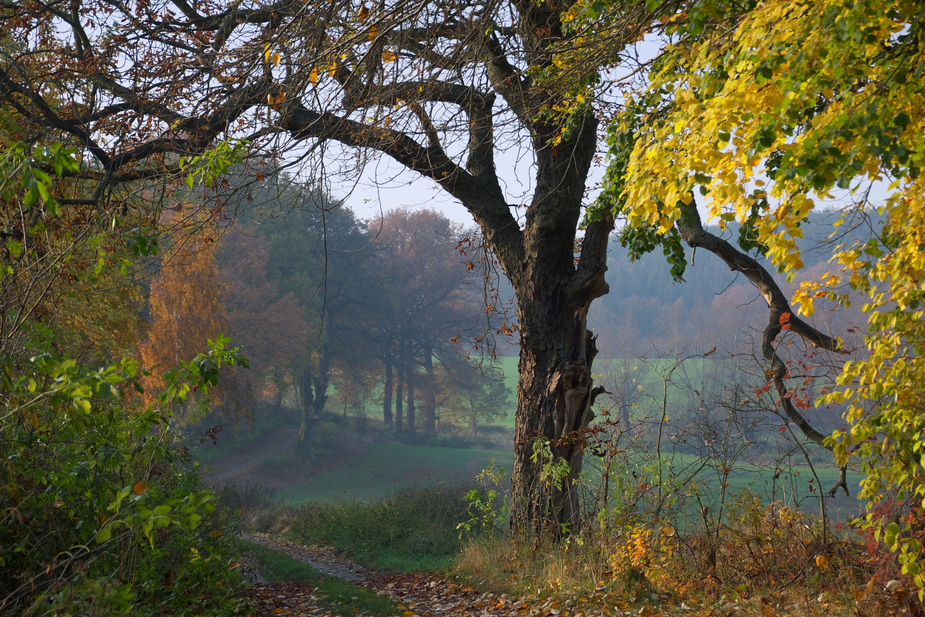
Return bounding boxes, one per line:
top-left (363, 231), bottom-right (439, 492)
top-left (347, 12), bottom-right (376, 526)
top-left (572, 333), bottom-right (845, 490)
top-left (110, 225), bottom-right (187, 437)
top-left (138, 176), bottom-right (514, 455)
top-left (591, 211), bottom-right (873, 361)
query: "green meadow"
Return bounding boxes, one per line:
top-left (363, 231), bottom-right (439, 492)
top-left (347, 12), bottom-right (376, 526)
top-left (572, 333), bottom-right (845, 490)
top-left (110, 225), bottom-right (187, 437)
top-left (211, 355), bottom-right (863, 521)
top-left (275, 442), bottom-right (512, 505)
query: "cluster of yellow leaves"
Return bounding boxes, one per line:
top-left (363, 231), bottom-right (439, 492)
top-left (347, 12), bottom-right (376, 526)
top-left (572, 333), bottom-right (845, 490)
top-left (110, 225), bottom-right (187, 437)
top-left (619, 0), bottom-right (925, 587)
top-left (611, 523), bottom-right (676, 591)
top-left (264, 44), bottom-right (282, 67)
top-left (624, 0), bottom-right (922, 257)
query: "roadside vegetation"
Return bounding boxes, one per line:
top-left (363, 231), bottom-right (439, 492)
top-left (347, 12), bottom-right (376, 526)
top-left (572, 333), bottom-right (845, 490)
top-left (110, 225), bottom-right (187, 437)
top-left (215, 448), bottom-right (919, 617)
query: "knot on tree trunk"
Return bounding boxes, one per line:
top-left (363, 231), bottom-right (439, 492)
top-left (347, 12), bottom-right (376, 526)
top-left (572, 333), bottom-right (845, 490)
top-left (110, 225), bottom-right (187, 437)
top-left (549, 360), bottom-right (595, 442)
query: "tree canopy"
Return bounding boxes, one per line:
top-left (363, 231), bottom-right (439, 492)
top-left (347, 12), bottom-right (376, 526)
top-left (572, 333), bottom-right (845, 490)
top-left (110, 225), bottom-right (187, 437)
top-left (585, 0), bottom-right (925, 581)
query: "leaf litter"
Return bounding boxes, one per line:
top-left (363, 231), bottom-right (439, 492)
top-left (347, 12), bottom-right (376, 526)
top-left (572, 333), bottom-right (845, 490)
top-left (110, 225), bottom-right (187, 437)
top-left (240, 532), bottom-right (923, 617)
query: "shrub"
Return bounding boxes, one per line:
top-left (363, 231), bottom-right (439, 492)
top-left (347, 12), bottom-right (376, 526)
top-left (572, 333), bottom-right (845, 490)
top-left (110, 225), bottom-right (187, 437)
top-left (0, 342), bottom-right (251, 615)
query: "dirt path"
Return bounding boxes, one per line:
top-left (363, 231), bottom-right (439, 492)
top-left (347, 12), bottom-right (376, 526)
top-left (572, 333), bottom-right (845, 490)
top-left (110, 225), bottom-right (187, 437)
top-left (209, 426), bottom-right (300, 483)
top-left (205, 424), bottom-right (374, 492)
top-left (241, 533), bottom-right (528, 617)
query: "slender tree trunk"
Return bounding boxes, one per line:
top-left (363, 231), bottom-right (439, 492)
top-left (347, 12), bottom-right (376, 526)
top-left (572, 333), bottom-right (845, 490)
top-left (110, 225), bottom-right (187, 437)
top-left (298, 367), bottom-right (316, 458)
top-left (395, 348), bottom-right (404, 433)
top-left (274, 371), bottom-right (284, 412)
top-left (421, 349), bottom-right (436, 434)
top-left (383, 352), bottom-right (393, 431)
top-left (313, 349), bottom-right (330, 419)
top-left (407, 373), bottom-right (416, 432)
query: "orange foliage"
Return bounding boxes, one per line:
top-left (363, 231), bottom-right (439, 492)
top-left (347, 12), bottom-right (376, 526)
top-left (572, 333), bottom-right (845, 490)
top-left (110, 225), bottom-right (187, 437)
top-left (137, 214), bottom-right (228, 410)
top-left (219, 228), bottom-right (310, 393)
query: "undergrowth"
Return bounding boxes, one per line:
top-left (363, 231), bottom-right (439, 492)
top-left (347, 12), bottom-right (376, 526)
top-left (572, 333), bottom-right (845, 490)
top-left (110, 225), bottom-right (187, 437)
top-left (289, 483), bottom-right (470, 572)
top-left (237, 483), bottom-right (471, 572)
top-left (452, 490), bottom-right (923, 616)
top-left (0, 344), bottom-right (252, 616)
top-left (216, 463), bottom-right (925, 615)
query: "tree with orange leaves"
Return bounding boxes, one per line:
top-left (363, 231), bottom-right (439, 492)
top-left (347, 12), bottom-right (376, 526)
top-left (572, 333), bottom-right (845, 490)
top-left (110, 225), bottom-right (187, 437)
top-left (137, 214), bottom-right (230, 415)
top-left (218, 226), bottom-right (310, 406)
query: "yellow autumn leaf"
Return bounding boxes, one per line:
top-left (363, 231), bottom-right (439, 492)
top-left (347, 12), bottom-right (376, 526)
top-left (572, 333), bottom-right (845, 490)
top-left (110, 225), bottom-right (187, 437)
top-left (263, 44), bottom-right (272, 63)
top-left (382, 50), bottom-right (397, 63)
top-left (815, 554), bottom-right (828, 569)
top-left (368, 25), bottom-right (379, 40)
top-left (132, 481), bottom-right (148, 495)
top-left (271, 51), bottom-right (281, 67)
top-left (357, 4), bottom-right (369, 20)
top-left (327, 62), bottom-right (337, 77)
top-left (309, 67), bottom-right (318, 86)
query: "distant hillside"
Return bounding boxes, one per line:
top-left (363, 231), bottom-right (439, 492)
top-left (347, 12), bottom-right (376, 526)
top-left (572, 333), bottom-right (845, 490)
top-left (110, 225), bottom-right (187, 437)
top-left (588, 209), bottom-right (879, 358)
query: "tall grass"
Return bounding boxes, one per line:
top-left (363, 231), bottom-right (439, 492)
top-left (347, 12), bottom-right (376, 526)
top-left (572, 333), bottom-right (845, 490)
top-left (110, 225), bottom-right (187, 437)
top-left (286, 483), bottom-right (471, 572)
top-left (453, 491), bottom-right (914, 617)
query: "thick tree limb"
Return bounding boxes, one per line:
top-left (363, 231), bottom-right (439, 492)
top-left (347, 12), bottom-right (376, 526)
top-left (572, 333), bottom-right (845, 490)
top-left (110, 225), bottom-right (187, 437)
top-left (675, 199), bottom-right (849, 495)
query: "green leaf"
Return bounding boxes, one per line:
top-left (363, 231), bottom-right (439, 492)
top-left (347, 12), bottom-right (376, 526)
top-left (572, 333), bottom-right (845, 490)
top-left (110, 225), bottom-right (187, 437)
top-left (23, 184), bottom-right (38, 209)
top-left (6, 240), bottom-right (23, 258)
top-left (32, 169), bottom-right (52, 184)
top-left (36, 181), bottom-right (51, 204)
top-left (95, 526), bottom-right (112, 543)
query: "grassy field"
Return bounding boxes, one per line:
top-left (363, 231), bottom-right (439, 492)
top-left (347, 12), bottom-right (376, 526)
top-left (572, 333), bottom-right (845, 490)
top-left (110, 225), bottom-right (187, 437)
top-left (484, 356), bottom-right (748, 431)
top-left (211, 355), bottom-right (863, 522)
top-left (670, 453), bottom-right (863, 522)
top-left (275, 442), bottom-right (513, 505)
top-left (269, 436), bottom-right (861, 522)
top-left (490, 356), bottom-right (519, 429)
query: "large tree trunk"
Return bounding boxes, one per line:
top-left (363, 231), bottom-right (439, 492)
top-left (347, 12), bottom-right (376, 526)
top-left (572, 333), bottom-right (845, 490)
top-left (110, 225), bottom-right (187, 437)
top-left (508, 268), bottom-right (603, 535)
top-left (489, 113), bottom-right (611, 535)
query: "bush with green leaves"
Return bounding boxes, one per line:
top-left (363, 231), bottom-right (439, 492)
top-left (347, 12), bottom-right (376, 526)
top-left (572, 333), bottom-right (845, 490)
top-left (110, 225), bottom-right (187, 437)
top-left (457, 460), bottom-right (510, 538)
top-left (0, 338), bottom-right (251, 615)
